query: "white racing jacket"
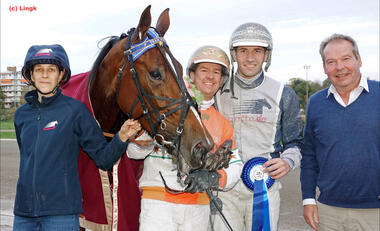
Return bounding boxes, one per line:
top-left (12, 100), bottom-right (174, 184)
top-left (127, 101), bottom-right (242, 205)
top-left (215, 72), bottom-right (302, 168)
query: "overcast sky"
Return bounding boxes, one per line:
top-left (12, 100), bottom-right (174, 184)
top-left (1, 0), bottom-right (379, 84)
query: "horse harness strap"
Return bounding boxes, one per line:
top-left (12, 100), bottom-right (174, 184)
top-left (103, 131), bottom-right (115, 138)
top-left (125, 29), bottom-right (158, 135)
top-left (145, 29), bottom-right (195, 179)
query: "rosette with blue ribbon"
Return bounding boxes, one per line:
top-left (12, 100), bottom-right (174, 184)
top-left (241, 157), bottom-right (275, 231)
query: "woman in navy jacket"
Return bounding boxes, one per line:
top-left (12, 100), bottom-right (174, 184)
top-left (13, 44), bottom-right (141, 230)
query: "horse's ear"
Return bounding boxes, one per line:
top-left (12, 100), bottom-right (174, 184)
top-left (132, 5), bottom-right (152, 43)
top-left (156, 8), bottom-right (170, 36)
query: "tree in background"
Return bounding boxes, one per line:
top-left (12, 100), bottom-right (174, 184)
top-left (19, 84), bottom-right (33, 105)
top-left (322, 78), bottom-right (331, 88)
top-left (0, 87), bottom-right (6, 120)
top-left (287, 77), bottom-right (330, 112)
top-left (0, 85), bottom-right (32, 121)
top-left (288, 78), bottom-right (308, 111)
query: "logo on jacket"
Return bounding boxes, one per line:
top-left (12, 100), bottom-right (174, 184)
top-left (235, 98), bottom-right (272, 114)
top-left (35, 48), bottom-right (53, 57)
top-left (43, 121), bottom-right (58, 131)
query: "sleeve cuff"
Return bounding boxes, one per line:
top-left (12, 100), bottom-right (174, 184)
top-left (303, 198), bottom-right (316, 206)
top-left (282, 157), bottom-right (294, 169)
top-left (280, 146), bottom-right (301, 169)
top-left (217, 169), bottom-right (227, 188)
top-left (115, 132), bottom-right (129, 146)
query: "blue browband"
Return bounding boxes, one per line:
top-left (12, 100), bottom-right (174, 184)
top-left (126, 28), bottom-right (167, 62)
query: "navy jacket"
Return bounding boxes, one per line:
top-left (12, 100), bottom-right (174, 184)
top-left (14, 90), bottom-right (128, 217)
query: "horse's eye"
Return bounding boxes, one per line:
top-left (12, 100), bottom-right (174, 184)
top-left (149, 71), bottom-right (162, 80)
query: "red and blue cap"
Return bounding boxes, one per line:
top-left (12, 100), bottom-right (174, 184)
top-left (22, 44), bottom-right (71, 84)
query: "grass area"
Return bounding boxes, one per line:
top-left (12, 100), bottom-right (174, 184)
top-left (0, 120), bottom-right (15, 138)
top-left (0, 131), bottom-right (16, 139)
top-left (0, 120), bottom-right (15, 130)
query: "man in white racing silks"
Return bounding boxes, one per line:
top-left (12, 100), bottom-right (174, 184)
top-left (127, 45), bottom-right (243, 231)
top-left (214, 23), bottom-right (303, 231)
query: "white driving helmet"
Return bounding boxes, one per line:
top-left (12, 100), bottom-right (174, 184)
top-left (229, 22), bottom-right (273, 71)
top-left (186, 45), bottom-right (230, 87)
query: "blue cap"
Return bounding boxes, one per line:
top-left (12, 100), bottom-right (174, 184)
top-left (22, 44), bottom-right (71, 84)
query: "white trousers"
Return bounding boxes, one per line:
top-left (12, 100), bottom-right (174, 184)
top-left (211, 180), bottom-right (281, 231)
top-left (139, 199), bottom-right (210, 231)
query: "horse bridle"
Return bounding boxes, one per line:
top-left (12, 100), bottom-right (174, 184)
top-left (114, 27), bottom-right (198, 177)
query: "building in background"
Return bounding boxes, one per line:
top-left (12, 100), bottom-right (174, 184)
top-left (1, 66), bottom-right (28, 108)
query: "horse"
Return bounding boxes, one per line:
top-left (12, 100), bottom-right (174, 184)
top-left (89, 5), bottom-right (214, 175)
top-left (63, 5), bottom-right (217, 231)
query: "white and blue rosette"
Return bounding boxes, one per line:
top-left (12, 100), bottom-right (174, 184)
top-left (241, 157), bottom-right (275, 231)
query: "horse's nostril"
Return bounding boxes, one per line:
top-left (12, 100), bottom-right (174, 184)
top-left (192, 141), bottom-right (206, 166)
top-left (193, 142), bottom-right (203, 155)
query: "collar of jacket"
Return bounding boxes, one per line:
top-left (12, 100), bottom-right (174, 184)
top-left (25, 89), bottom-right (62, 106)
top-left (234, 71), bottom-right (264, 89)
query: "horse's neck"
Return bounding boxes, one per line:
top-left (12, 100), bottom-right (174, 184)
top-left (89, 86), bottom-right (122, 134)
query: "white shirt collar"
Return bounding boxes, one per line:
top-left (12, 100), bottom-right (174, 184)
top-left (326, 76), bottom-right (369, 107)
top-left (199, 98), bottom-right (214, 111)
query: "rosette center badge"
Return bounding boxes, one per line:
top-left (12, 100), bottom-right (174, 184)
top-left (252, 165), bottom-right (265, 181)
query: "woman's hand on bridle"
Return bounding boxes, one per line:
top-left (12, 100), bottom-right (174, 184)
top-left (118, 119), bottom-right (142, 142)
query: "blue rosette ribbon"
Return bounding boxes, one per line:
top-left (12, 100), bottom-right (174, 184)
top-left (241, 157), bottom-right (275, 231)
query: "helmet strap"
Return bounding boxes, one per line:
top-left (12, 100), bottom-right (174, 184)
top-left (229, 64), bottom-right (238, 99)
top-left (264, 49), bottom-right (271, 72)
top-left (31, 80), bottom-right (60, 96)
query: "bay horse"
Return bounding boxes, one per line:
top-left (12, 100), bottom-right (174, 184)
top-left (89, 6), bottom-right (214, 175)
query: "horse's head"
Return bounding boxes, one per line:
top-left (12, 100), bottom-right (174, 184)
top-left (89, 6), bottom-right (214, 175)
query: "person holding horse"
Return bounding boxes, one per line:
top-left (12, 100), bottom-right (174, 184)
top-left (214, 23), bottom-right (303, 230)
top-left (126, 45), bottom-right (243, 231)
top-left (13, 44), bottom-right (141, 230)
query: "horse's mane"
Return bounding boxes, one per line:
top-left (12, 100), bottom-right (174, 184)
top-left (88, 35), bottom-right (124, 90)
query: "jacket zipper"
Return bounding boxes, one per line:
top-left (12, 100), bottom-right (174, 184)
top-left (33, 106), bottom-right (41, 215)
